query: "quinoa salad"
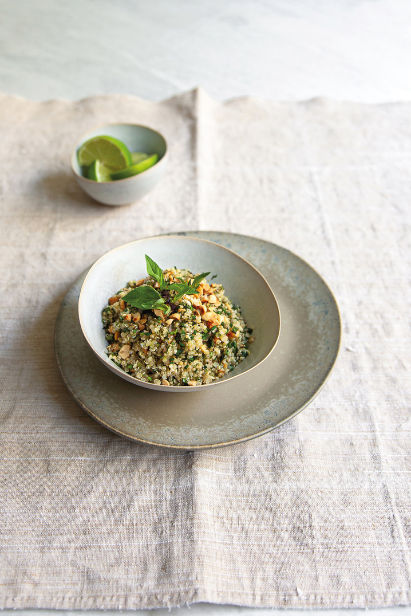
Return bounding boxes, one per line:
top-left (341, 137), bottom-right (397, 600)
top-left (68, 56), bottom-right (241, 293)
top-left (101, 266), bottom-right (253, 386)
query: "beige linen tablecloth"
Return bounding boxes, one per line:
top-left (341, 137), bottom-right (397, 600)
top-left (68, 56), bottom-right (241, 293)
top-left (0, 88), bottom-right (410, 609)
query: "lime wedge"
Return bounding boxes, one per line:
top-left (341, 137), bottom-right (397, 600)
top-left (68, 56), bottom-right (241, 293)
top-left (78, 136), bottom-right (132, 171)
top-left (87, 159), bottom-right (113, 182)
top-left (111, 154), bottom-right (158, 180)
top-left (131, 152), bottom-right (149, 164)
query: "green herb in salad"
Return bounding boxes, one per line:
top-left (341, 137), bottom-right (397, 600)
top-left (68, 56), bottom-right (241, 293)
top-left (122, 255), bottom-right (210, 314)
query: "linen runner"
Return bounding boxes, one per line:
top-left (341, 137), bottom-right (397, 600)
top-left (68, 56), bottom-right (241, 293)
top-left (0, 88), bottom-right (410, 608)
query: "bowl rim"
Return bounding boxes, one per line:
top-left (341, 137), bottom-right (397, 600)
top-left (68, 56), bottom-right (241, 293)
top-left (78, 235), bottom-right (281, 392)
top-left (70, 122), bottom-right (168, 185)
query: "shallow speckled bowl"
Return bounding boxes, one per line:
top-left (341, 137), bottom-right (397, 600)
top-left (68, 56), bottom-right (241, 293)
top-left (78, 236), bottom-right (281, 392)
top-left (71, 123), bottom-right (168, 206)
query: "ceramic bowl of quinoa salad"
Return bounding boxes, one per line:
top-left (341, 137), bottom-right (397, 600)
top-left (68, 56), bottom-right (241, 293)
top-left (78, 236), bottom-right (280, 392)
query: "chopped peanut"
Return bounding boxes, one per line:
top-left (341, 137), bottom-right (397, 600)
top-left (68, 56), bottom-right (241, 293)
top-left (139, 318), bottom-right (147, 324)
top-left (109, 296), bottom-right (119, 305)
top-left (114, 331), bottom-right (120, 340)
top-left (135, 278), bottom-right (145, 287)
top-left (188, 297), bottom-right (206, 314)
top-left (201, 294), bottom-right (218, 305)
top-left (202, 311), bottom-right (222, 327)
top-left (118, 344), bottom-right (131, 359)
top-left (188, 380), bottom-right (197, 386)
top-left (188, 296), bottom-right (202, 308)
top-left (154, 309), bottom-right (164, 318)
top-left (202, 311), bottom-right (213, 319)
top-left (166, 318), bottom-right (173, 325)
top-left (119, 300), bottom-right (125, 310)
top-left (161, 379), bottom-right (170, 386)
top-left (169, 313), bottom-right (181, 321)
top-left (227, 330), bottom-right (239, 340)
top-left (108, 343), bottom-right (120, 352)
top-left (108, 325), bottom-right (114, 334)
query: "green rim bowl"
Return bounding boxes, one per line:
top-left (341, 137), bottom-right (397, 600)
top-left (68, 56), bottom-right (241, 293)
top-left (71, 123), bottom-right (168, 206)
top-left (78, 236), bottom-right (281, 392)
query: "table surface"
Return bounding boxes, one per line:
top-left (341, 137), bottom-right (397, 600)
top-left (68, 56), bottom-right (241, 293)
top-left (1, 0), bottom-right (410, 613)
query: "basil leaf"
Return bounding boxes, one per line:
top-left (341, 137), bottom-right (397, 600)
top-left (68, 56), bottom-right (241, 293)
top-left (167, 278), bottom-right (208, 301)
top-left (152, 298), bottom-right (171, 315)
top-left (166, 282), bottom-right (190, 301)
top-left (183, 287), bottom-right (198, 295)
top-left (152, 298), bottom-right (166, 308)
top-left (192, 272), bottom-right (210, 289)
top-left (122, 286), bottom-right (161, 308)
top-left (166, 283), bottom-right (187, 293)
top-left (145, 255), bottom-right (165, 290)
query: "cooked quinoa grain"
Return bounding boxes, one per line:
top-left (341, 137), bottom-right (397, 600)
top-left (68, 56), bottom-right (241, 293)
top-left (102, 268), bottom-right (253, 386)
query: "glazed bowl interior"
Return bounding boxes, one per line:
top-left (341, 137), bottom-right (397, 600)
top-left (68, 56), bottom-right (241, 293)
top-left (78, 236), bottom-right (280, 392)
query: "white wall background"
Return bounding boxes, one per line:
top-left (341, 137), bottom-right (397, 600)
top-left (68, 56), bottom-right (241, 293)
top-left (1, 0), bottom-right (411, 103)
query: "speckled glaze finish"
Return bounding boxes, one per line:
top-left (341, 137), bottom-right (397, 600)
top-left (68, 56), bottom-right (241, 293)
top-left (78, 236), bottom-right (280, 392)
top-left (55, 232), bottom-right (341, 449)
top-left (71, 123), bottom-right (168, 205)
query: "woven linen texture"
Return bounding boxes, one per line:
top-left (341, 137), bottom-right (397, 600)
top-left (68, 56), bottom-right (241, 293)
top-left (0, 89), bottom-right (410, 609)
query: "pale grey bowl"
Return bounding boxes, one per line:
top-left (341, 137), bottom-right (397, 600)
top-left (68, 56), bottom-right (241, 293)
top-left (71, 123), bottom-right (168, 206)
top-left (78, 236), bottom-right (281, 392)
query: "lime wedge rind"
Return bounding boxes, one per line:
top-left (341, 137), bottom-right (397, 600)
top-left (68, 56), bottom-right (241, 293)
top-left (77, 136), bottom-right (133, 172)
top-left (110, 154), bottom-right (159, 181)
top-left (131, 152), bottom-right (149, 164)
top-left (87, 159), bottom-right (114, 182)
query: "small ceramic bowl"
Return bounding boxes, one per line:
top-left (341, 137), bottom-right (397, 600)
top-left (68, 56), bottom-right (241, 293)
top-left (71, 123), bottom-right (168, 206)
top-left (78, 236), bottom-right (281, 392)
